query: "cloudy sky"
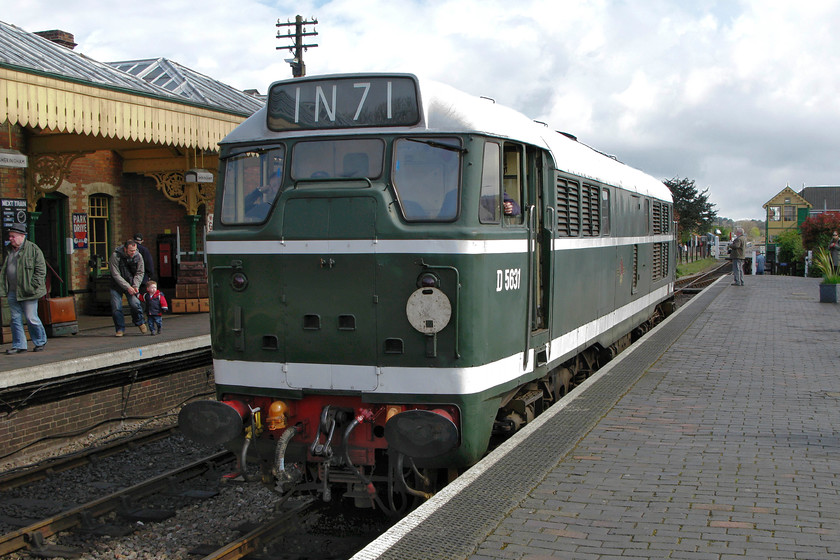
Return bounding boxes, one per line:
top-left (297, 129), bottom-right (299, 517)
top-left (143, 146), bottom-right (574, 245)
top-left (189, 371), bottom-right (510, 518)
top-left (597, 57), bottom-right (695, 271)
top-left (10, 0), bottom-right (840, 220)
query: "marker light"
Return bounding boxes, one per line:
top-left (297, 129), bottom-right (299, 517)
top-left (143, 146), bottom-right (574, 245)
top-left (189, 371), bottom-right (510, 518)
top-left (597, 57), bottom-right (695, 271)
top-left (231, 272), bottom-right (248, 291)
top-left (417, 272), bottom-right (438, 288)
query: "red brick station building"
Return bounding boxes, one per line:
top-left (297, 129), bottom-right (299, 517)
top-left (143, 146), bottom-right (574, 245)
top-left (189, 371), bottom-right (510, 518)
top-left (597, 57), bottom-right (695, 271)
top-left (0, 21), bottom-right (263, 313)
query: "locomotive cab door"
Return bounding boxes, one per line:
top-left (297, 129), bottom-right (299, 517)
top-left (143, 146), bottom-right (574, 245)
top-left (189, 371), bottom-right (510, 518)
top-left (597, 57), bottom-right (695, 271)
top-left (525, 146), bottom-right (552, 367)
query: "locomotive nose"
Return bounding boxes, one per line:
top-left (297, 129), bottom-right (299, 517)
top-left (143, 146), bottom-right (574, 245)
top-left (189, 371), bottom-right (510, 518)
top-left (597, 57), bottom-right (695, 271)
top-left (178, 400), bottom-right (248, 446)
top-left (384, 409), bottom-right (459, 458)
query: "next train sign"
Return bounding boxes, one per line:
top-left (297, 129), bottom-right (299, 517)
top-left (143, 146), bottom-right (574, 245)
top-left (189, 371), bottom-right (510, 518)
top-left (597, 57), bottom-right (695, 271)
top-left (267, 75), bottom-right (420, 131)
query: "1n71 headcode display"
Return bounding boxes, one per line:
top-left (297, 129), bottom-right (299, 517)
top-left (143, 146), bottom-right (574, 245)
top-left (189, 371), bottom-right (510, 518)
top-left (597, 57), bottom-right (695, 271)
top-left (267, 75), bottom-right (420, 130)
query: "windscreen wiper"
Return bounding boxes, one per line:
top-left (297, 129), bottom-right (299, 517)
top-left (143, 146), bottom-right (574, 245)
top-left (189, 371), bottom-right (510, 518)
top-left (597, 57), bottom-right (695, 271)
top-left (406, 138), bottom-right (468, 154)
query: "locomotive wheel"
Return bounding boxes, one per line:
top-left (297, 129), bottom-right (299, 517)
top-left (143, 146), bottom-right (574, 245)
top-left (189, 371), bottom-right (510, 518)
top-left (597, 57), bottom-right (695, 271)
top-left (548, 367), bottom-right (573, 401)
top-left (572, 356), bottom-right (587, 385)
top-left (558, 367), bottom-right (573, 398)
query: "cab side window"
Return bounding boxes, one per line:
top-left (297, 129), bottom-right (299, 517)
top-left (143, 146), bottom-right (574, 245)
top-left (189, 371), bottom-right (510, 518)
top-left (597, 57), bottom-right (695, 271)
top-left (502, 144), bottom-right (524, 224)
top-left (479, 142), bottom-right (501, 223)
top-left (479, 141), bottom-right (525, 224)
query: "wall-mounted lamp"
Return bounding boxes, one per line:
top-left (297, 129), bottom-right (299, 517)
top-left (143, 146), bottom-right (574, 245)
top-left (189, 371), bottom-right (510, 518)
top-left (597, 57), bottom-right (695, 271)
top-left (184, 168), bottom-right (214, 183)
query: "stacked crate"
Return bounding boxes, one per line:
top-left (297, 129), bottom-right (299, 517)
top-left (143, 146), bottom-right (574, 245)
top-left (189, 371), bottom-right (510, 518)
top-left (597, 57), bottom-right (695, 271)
top-left (171, 261), bottom-right (209, 313)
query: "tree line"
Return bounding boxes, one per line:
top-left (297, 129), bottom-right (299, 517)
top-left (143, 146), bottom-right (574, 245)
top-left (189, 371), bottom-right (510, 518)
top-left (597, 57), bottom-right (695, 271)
top-left (664, 177), bottom-right (716, 242)
top-left (666, 176), bottom-right (840, 272)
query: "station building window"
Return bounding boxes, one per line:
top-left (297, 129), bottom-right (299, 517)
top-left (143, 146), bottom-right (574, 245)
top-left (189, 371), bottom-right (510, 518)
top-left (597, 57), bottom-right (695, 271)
top-left (88, 194), bottom-right (111, 272)
top-left (783, 205), bottom-right (795, 221)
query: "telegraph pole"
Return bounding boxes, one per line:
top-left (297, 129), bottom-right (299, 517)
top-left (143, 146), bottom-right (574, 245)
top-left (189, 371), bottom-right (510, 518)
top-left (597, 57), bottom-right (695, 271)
top-left (276, 15), bottom-right (318, 78)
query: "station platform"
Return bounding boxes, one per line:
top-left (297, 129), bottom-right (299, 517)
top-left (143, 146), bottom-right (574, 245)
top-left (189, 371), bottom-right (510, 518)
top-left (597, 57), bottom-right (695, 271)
top-left (0, 311), bottom-right (209, 390)
top-left (356, 274), bottom-right (840, 560)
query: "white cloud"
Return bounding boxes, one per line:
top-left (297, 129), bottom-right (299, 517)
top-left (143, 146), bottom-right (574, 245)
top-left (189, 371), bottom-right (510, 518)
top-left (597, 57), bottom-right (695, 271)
top-left (8, 0), bottom-right (840, 220)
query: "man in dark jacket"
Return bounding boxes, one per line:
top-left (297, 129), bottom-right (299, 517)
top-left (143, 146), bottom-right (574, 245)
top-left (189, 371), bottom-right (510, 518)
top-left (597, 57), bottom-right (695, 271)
top-left (133, 233), bottom-right (155, 291)
top-left (0, 223), bottom-right (47, 353)
top-left (109, 239), bottom-right (146, 336)
top-left (730, 227), bottom-right (746, 286)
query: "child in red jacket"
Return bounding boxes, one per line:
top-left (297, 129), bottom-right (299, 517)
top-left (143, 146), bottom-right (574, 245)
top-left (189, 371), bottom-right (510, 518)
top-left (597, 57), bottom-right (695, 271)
top-left (140, 280), bottom-right (168, 335)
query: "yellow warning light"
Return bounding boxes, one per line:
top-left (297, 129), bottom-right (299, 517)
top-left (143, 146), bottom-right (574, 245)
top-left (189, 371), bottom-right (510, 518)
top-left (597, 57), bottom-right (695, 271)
top-left (385, 405), bottom-right (404, 422)
top-left (267, 400), bottom-right (289, 430)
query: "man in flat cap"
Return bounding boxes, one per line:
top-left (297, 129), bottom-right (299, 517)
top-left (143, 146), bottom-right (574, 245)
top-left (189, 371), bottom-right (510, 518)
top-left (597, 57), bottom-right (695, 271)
top-left (0, 223), bottom-right (48, 353)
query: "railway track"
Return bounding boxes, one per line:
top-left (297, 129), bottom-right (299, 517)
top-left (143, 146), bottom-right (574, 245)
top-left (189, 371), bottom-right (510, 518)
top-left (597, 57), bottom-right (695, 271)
top-left (1, 426), bottom-right (391, 560)
top-left (197, 497), bottom-right (316, 560)
top-left (675, 260), bottom-right (731, 294)
top-left (0, 426), bottom-right (179, 492)
top-left (0, 450), bottom-right (234, 557)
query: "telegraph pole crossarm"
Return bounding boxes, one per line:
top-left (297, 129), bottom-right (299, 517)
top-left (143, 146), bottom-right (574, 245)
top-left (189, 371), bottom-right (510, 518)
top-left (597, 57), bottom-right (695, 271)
top-left (276, 15), bottom-right (318, 77)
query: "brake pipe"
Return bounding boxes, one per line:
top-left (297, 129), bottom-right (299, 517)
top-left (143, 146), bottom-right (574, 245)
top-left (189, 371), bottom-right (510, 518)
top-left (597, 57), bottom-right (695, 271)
top-left (342, 412), bottom-right (393, 514)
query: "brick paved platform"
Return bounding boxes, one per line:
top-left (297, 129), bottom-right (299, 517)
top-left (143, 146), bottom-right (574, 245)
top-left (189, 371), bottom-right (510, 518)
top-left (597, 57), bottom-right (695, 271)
top-left (356, 274), bottom-right (840, 560)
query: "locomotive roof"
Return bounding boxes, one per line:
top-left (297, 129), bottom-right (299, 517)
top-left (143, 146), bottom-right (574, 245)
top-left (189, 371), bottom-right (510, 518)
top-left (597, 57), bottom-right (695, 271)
top-left (221, 73), bottom-right (671, 202)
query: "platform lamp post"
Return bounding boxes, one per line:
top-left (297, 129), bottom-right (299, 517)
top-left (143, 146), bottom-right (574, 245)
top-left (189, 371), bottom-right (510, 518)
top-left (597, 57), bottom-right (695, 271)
top-left (184, 169), bottom-right (214, 255)
top-left (27, 211), bottom-right (40, 239)
top-left (276, 15), bottom-right (318, 77)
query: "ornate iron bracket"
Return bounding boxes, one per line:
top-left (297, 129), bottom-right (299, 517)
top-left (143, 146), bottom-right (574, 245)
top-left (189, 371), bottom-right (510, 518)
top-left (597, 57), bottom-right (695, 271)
top-left (28, 152), bottom-right (90, 211)
top-left (144, 171), bottom-right (216, 216)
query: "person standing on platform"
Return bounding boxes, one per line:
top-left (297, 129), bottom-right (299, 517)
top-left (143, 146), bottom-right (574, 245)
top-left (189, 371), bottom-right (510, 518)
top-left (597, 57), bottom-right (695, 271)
top-left (110, 239), bottom-right (146, 336)
top-left (730, 227), bottom-right (746, 286)
top-left (0, 223), bottom-right (48, 353)
top-left (133, 233), bottom-right (155, 292)
top-left (829, 231), bottom-right (840, 273)
top-left (140, 280), bottom-right (168, 335)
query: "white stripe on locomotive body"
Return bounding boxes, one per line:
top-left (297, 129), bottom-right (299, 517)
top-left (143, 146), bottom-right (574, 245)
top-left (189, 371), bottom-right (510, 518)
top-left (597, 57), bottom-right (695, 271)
top-left (206, 234), bottom-right (673, 256)
top-left (221, 74), bottom-right (672, 206)
top-left (214, 284), bottom-right (672, 396)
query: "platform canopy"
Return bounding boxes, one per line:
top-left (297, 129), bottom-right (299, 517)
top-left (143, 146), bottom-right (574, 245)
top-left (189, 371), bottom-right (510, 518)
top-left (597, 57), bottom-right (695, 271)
top-left (0, 21), bottom-right (263, 152)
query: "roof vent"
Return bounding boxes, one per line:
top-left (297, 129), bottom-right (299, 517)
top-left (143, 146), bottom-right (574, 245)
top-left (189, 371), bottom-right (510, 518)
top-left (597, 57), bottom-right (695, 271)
top-left (34, 30), bottom-right (77, 50)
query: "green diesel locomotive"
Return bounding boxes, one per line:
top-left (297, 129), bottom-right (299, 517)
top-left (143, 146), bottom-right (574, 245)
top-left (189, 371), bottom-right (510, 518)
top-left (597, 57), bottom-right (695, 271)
top-left (179, 73), bottom-right (675, 513)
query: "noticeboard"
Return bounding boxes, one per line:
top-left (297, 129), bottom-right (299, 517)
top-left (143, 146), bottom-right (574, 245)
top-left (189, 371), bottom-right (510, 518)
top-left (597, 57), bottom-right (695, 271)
top-left (1, 199), bottom-right (27, 234)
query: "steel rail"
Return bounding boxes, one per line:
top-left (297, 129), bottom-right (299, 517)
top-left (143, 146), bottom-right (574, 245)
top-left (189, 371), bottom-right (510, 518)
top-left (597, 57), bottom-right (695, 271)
top-left (675, 261), bottom-right (730, 293)
top-left (199, 498), bottom-right (316, 560)
top-left (0, 450), bottom-right (234, 556)
top-left (0, 426), bottom-right (178, 491)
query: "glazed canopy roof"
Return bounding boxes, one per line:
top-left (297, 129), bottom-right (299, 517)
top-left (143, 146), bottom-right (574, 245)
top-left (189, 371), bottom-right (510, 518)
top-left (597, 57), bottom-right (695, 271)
top-left (0, 20), bottom-right (263, 151)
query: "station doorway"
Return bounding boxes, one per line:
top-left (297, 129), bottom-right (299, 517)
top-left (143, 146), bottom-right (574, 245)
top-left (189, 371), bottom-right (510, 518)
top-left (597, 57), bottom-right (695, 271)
top-left (34, 193), bottom-right (70, 297)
